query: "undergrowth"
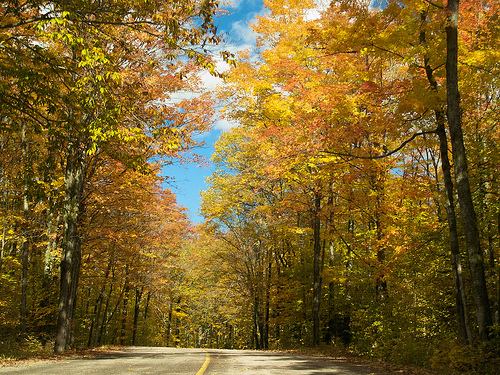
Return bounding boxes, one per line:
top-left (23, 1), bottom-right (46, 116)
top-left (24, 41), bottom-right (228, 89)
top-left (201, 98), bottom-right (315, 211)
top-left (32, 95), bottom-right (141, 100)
top-left (0, 336), bottom-right (53, 362)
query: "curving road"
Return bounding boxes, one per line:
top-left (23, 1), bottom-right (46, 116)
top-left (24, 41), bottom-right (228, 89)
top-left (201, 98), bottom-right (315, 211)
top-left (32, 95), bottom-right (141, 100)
top-left (0, 347), bottom-right (390, 375)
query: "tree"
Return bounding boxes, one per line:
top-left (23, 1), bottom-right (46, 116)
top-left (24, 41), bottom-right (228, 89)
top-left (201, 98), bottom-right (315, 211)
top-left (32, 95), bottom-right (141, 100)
top-left (208, 0), bottom-right (500, 360)
top-left (445, 0), bottom-right (492, 342)
top-left (0, 0), bottom-right (225, 353)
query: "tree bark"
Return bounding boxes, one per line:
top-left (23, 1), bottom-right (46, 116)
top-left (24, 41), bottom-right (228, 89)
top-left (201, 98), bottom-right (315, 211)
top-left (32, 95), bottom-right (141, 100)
top-left (119, 278), bottom-right (130, 345)
top-left (132, 287), bottom-right (143, 346)
top-left (263, 257), bottom-right (271, 350)
top-left (167, 295), bottom-right (174, 347)
top-left (20, 227), bottom-right (29, 337)
top-left (312, 191), bottom-right (322, 346)
top-left (251, 293), bottom-right (261, 349)
top-left (436, 112), bottom-right (473, 344)
top-left (88, 261), bottom-right (111, 347)
top-left (98, 281), bottom-right (113, 346)
top-left (54, 147), bottom-right (86, 353)
top-left (445, 0), bottom-right (492, 341)
top-left (419, 11), bottom-right (472, 344)
top-left (44, 209), bottom-right (60, 279)
top-left (20, 121), bottom-right (29, 337)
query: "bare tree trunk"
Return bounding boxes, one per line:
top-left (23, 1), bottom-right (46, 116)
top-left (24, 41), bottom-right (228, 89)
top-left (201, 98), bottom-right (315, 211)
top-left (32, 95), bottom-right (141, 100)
top-left (88, 262), bottom-right (111, 347)
top-left (263, 257), bottom-right (271, 350)
top-left (144, 292), bottom-right (151, 320)
top-left (132, 287), bottom-right (143, 346)
top-left (252, 294), bottom-right (260, 349)
top-left (436, 113), bottom-right (473, 344)
top-left (98, 282), bottom-right (113, 346)
top-left (446, 0), bottom-right (492, 342)
top-left (0, 190), bottom-right (7, 275)
top-left (497, 190), bottom-right (500, 324)
top-left (20, 204), bottom-right (29, 337)
top-left (119, 277), bottom-right (130, 346)
top-left (44, 209), bottom-right (60, 279)
top-left (166, 296), bottom-right (174, 347)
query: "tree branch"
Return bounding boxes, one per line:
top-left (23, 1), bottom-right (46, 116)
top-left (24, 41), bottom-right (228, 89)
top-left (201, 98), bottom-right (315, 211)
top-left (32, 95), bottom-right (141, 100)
top-left (321, 130), bottom-right (436, 160)
top-left (424, 0), bottom-right (445, 10)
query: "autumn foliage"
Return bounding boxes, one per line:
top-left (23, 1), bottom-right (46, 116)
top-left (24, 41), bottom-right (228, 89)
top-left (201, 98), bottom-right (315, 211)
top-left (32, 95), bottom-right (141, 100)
top-left (0, 0), bottom-right (222, 356)
top-left (2, 0), bottom-right (500, 374)
top-left (198, 0), bottom-right (500, 373)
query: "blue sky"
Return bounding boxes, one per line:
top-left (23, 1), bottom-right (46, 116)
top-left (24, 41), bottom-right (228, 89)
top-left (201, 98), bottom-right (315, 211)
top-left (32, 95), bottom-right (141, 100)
top-left (162, 0), bottom-right (265, 224)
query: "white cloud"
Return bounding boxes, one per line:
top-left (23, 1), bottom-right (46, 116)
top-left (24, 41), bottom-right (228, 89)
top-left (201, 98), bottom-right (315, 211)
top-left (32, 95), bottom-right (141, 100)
top-left (164, 1), bottom-right (268, 131)
top-left (198, 60), bottom-right (230, 91)
top-left (229, 19), bottom-right (258, 47)
top-left (303, 0), bottom-right (330, 21)
top-left (214, 118), bottom-right (240, 131)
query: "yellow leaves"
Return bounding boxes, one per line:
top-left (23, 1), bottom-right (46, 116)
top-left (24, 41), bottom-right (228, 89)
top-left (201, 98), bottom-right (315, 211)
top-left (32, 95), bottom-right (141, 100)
top-left (78, 47), bottom-right (110, 69)
top-left (462, 48), bottom-right (500, 76)
top-left (292, 227), bottom-right (310, 235)
top-left (261, 93), bottom-right (293, 121)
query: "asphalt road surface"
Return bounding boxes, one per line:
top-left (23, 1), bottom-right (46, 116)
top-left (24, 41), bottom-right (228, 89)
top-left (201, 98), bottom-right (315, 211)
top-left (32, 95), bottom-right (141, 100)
top-left (0, 347), bottom-right (390, 375)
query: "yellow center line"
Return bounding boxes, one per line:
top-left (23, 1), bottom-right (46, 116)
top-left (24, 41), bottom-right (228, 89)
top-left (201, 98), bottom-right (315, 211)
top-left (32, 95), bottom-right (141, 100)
top-left (195, 352), bottom-right (211, 375)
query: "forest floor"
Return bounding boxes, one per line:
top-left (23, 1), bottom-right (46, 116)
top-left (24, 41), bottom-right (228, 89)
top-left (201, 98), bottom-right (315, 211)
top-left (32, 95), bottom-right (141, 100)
top-left (0, 345), bottom-right (122, 368)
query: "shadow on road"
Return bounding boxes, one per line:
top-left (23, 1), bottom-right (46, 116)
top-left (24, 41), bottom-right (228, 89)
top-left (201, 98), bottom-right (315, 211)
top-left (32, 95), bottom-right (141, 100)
top-left (206, 349), bottom-right (389, 375)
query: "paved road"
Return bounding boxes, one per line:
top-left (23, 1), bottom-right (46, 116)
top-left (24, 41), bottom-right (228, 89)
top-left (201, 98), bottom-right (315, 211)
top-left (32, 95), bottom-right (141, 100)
top-left (0, 347), bottom-right (389, 375)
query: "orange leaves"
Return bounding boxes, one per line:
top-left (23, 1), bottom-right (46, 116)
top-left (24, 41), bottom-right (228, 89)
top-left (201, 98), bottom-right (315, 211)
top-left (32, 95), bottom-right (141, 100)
top-left (84, 155), bottom-right (191, 287)
top-left (210, 0), bottom-right (446, 264)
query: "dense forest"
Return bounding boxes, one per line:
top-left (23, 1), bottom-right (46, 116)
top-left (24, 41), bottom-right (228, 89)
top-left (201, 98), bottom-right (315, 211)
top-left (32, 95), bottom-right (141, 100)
top-left (1, 0), bottom-right (500, 374)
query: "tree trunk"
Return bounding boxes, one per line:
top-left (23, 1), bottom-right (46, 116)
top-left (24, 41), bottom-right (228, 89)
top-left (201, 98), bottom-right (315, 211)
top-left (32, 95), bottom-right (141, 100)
top-left (119, 279), bottom-right (130, 346)
top-left (144, 292), bottom-right (151, 320)
top-left (88, 261), bottom-right (111, 347)
top-left (497, 189), bottom-right (500, 324)
top-left (0, 190), bottom-right (7, 275)
top-left (420, 13), bottom-right (472, 344)
top-left (167, 296), bottom-right (174, 347)
top-left (54, 147), bottom-right (86, 353)
top-left (252, 294), bottom-right (260, 349)
top-left (446, 0), bottom-right (492, 341)
top-left (20, 121), bottom-right (29, 337)
top-left (97, 281), bottom-right (113, 346)
top-left (20, 201), bottom-right (29, 337)
top-left (263, 259), bottom-right (271, 350)
top-left (436, 112), bottom-right (473, 344)
top-left (44, 209), bottom-right (60, 279)
top-left (132, 287), bottom-right (143, 346)
top-left (312, 191), bottom-right (322, 346)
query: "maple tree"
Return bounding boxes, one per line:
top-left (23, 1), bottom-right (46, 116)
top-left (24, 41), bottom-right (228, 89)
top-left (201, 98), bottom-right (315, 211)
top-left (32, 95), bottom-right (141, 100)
top-left (199, 0), bottom-right (500, 371)
top-left (76, 159), bottom-right (192, 347)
